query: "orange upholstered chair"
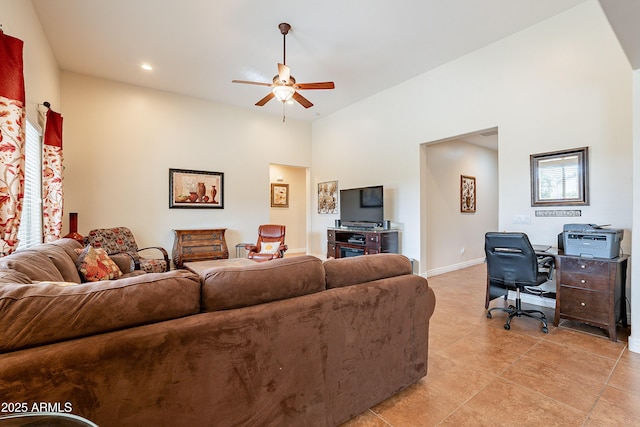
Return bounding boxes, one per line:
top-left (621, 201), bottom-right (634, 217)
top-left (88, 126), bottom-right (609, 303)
top-left (245, 224), bottom-right (288, 261)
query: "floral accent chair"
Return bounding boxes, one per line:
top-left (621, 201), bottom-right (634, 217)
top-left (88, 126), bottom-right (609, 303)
top-left (83, 227), bottom-right (169, 273)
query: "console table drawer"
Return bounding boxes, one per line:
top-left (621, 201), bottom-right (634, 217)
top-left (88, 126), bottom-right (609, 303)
top-left (367, 233), bottom-right (379, 243)
top-left (559, 287), bottom-right (609, 324)
top-left (173, 228), bottom-right (228, 268)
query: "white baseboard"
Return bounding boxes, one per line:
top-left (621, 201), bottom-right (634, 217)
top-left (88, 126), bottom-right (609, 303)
top-left (425, 258), bottom-right (485, 277)
top-left (629, 335), bottom-right (640, 354)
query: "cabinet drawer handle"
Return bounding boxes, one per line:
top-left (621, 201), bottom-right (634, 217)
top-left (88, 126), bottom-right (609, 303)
top-left (580, 279), bottom-right (586, 284)
top-left (581, 265), bottom-right (586, 269)
top-left (580, 302), bottom-right (586, 307)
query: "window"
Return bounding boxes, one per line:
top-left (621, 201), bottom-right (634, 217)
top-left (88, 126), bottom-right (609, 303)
top-left (530, 147), bottom-right (589, 206)
top-left (16, 119), bottom-right (43, 250)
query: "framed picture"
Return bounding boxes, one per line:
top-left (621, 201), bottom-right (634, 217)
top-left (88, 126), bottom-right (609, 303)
top-left (271, 183), bottom-right (289, 208)
top-left (169, 168), bottom-right (224, 209)
top-left (460, 175), bottom-right (476, 213)
top-left (318, 180), bottom-right (338, 214)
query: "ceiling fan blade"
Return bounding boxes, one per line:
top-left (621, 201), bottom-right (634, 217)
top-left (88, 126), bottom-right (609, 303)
top-left (277, 63), bottom-right (291, 84)
top-left (255, 92), bottom-right (275, 106)
top-left (292, 91), bottom-right (314, 109)
top-left (295, 82), bottom-right (335, 90)
top-left (232, 80), bottom-right (273, 87)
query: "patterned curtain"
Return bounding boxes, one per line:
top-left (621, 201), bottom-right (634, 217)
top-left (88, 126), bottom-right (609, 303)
top-left (42, 109), bottom-right (64, 242)
top-left (0, 30), bottom-right (26, 254)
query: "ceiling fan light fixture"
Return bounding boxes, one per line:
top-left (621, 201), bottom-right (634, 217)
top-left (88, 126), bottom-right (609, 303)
top-left (272, 85), bottom-right (295, 102)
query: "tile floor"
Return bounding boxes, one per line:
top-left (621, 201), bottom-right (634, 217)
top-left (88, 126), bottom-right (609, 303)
top-left (341, 263), bottom-right (640, 426)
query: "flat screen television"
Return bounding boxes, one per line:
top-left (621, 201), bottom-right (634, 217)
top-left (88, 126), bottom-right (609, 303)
top-left (339, 185), bottom-right (384, 228)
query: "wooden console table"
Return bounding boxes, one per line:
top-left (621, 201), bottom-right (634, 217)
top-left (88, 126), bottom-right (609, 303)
top-left (327, 228), bottom-right (399, 259)
top-left (172, 228), bottom-right (229, 268)
top-left (553, 254), bottom-right (629, 342)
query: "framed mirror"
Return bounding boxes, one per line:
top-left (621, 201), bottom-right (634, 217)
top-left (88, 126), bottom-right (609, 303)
top-left (530, 147), bottom-right (589, 206)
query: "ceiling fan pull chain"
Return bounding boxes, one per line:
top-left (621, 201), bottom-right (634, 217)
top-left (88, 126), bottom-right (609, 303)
top-left (282, 103), bottom-right (286, 123)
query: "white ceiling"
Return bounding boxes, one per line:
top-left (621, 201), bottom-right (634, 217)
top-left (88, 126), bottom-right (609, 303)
top-left (30, 0), bottom-right (635, 123)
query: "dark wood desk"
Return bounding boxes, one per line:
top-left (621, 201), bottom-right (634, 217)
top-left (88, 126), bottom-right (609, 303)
top-left (553, 253), bottom-right (629, 342)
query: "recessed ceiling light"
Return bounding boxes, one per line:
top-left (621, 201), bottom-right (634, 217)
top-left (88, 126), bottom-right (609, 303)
top-left (141, 63), bottom-right (153, 71)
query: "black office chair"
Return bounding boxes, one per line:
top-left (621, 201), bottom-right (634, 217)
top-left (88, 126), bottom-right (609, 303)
top-left (484, 232), bottom-right (555, 333)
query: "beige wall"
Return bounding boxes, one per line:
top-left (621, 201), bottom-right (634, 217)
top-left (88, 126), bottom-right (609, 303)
top-left (60, 72), bottom-right (312, 257)
top-left (311, 1), bottom-right (632, 275)
top-left (424, 140), bottom-right (498, 274)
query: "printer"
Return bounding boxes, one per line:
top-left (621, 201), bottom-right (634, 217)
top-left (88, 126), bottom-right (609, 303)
top-left (562, 224), bottom-right (623, 259)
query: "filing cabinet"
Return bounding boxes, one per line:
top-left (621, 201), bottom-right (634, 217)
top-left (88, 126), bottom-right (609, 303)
top-left (554, 254), bottom-right (629, 342)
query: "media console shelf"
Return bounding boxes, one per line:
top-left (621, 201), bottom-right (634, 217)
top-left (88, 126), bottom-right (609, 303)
top-left (327, 228), bottom-right (399, 259)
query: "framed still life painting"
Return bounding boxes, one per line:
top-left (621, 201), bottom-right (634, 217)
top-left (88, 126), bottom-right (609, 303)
top-left (169, 168), bottom-right (224, 209)
top-left (271, 183), bottom-right (289, 208)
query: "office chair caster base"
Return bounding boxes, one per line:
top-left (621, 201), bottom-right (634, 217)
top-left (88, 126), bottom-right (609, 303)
top-left (504, 323), bottom-right (510, 330)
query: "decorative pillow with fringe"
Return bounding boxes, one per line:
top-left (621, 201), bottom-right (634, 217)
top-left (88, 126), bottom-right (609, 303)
top-left (75, 245), bottom-right (122, 282)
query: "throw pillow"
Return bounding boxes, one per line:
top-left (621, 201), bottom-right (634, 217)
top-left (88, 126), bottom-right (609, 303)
top-left (259, 241), bottom-right (280, 254)
top-left (75, 245), bottom-right (123, 282)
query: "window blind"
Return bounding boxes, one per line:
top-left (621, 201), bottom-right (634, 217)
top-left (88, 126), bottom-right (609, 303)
top-left (16, 119), bottom-right (43, 250)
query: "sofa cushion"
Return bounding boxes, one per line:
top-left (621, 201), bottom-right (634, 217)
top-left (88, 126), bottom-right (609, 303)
top-left (0, 269), bottom-right (33, 284)
top-left (76, 245), bottom-right (123, 282)
top-left (0, 270), bottom-right (201, 352)
top-left (201, 255), bottom-right (325, 311)
top-left (49, 237), bottom-right (85, 259)
top-left (0, 250), bottom-right (65, 282)
top-left (323, 253), bottom-right (413, 289)
top-left (39, 242), bottom-right (83, 283)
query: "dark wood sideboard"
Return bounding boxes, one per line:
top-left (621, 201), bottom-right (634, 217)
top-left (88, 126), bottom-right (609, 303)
top-left (172, 228), bottom-right (229, 268)
top-left (327, 228), bottom-right (399, 259)
top-left (554, 254), bottom-right (629, 342)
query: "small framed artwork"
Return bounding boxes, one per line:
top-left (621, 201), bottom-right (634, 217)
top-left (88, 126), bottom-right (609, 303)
top-left (460, 175), bottom-right (476, 213)
top-left (271, 183), bottom-right (289, 208)
top-left (169, 168), bottom-right (224, 209)
top-left (318, 180), bottom-right (338, 214)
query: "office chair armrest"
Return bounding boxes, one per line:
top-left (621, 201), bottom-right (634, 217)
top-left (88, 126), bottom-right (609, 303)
top-left (537, 255), bottom-right (555, 277)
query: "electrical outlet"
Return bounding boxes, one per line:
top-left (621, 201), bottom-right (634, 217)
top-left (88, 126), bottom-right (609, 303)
top-left (460, 247), bottom-right (465, 256)
top-left (512, 214), bottom-right (531, 224)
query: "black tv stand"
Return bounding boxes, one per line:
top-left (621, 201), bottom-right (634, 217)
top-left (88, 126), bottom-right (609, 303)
top-left (327, 227), bottom-right (399, 259)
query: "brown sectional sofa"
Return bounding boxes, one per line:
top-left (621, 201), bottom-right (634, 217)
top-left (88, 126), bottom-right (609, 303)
top-left (0, 238), bottom-right (436, 427)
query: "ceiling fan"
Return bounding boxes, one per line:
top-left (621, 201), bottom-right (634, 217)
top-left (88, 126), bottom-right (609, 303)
top-left (232, 22), bottom-right (335, 111)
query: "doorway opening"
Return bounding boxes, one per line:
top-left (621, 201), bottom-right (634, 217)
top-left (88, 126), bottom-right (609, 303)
top-left (269, 164), bottom-right (309, 256)
top-left (420, 128), bottom-right (498, 276)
